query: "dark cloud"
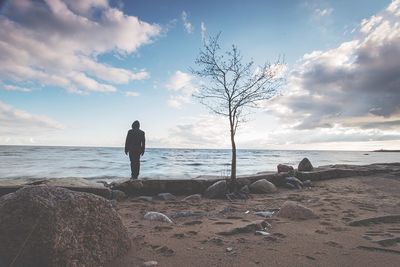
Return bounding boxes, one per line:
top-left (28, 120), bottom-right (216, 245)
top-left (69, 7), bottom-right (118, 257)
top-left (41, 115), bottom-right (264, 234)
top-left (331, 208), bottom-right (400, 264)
top-left (276, 2), bottom-right (400, 132)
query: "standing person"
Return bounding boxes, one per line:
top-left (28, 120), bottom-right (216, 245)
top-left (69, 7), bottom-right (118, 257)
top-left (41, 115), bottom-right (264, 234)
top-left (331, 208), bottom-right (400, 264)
top-left (125, 120), bottom-right (145, 179)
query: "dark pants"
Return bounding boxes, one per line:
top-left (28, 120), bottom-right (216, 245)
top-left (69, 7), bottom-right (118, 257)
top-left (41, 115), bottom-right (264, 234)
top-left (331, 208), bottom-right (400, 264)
top-left (129, 152), bottom-right (141, 178)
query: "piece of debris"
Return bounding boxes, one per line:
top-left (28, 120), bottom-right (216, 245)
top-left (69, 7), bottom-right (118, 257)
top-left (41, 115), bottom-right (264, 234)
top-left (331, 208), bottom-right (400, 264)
top-left (226, 247), bottom-right (233, 252)
top-left (255, 231), bottom-right (271, 236)
top-left (144, 212), bottom-right (173, 224)
top-left (217, 220), bottom-right (269, 236)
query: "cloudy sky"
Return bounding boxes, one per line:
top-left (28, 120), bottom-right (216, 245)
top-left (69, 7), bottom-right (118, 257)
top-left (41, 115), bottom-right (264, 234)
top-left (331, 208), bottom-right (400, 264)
top-left (0, 0), bottom-right (399, 150)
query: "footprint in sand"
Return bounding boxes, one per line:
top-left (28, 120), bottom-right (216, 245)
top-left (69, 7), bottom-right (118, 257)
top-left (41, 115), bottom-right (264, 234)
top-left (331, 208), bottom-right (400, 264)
top-left (183, 220), bottom-right (203, 226)
top-left (324, 241), bottom-right (343, 248)
top-left (214, 221), bottom-right (234, 225)
top-left (186, 230), bottom-right (198, 235)
top-left (172, 233), bottom-right (186, 239)
top-left (315, 229), bottom-right (328, 235)
top-left (154, 245), bottom-right (175, 256)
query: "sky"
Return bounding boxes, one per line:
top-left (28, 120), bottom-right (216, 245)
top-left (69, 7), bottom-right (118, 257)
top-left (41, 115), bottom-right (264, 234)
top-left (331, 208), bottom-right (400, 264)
top-left (0, 0), bottom-right (399, 150)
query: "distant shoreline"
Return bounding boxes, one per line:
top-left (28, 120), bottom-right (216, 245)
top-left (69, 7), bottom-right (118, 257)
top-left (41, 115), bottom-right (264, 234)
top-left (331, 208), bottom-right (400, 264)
top-left (373, 149), bottom-right (400, 152)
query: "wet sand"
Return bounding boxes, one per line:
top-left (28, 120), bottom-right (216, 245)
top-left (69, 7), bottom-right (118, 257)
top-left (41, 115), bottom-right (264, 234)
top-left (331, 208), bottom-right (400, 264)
top-left (110, 174), bottom-right (400, 267)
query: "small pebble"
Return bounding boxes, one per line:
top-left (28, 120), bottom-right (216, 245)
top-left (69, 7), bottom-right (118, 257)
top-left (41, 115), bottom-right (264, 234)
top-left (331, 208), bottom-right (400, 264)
top-left (226, 247), bottom-right (233, 252)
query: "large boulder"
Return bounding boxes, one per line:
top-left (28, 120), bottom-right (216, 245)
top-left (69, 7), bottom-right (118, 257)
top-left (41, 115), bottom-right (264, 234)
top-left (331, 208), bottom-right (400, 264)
top-left (277, 201), bottom-right (318, 220)
top-left (249, 179), bottom-right (277, 194)
top-left (204, 180), bottom-right (227, 199)
top-left (277, 164), bottom-right (294, 173)
top-left (298, 158), bottom-right (314, 171)
top-left (0, 186), bottom-right (130, 267)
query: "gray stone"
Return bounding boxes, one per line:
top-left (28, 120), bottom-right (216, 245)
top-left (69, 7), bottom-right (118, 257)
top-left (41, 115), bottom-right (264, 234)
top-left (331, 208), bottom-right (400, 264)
top-left (0, 186), bottom-right (130, 267)
top-left (204, 180), bottom-right (228, 199)
top-left (143, 260), bottom-right (158, 266)
top-left (249, 179), bottom-right (277, 194)
top-left (277, 201), bottom-right (318, 220)
top-left (240, 185), bottom-right (250, 194)
top-left (157, 192), bottom-right (176, 201)
top-left (285, 176), bottom-right (303, 189)
top-left (138, 196), bottom-right (153, 202)
top-left (182, 194), bottom-right (202, 202)
top-left (111, 189), bottom-right (127, 201)
top-left (277, 164), bottom-right (294, 173)
top-left (298, 158), bottom-right (314, 171)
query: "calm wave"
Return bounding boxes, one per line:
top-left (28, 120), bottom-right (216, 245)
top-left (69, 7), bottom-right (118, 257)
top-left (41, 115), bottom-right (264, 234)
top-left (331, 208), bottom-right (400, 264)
top-left (0, 145), bottom-right (399, 181)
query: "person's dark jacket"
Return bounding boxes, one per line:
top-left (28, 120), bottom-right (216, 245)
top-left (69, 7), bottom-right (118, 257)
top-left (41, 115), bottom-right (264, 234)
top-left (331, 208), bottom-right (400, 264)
top-left (125, 129), bottom-right (145, 155)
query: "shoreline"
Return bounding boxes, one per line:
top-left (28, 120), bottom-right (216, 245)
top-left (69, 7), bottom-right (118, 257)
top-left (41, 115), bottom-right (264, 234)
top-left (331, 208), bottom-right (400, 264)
top-left (1, 162), bottom-right (399, 198)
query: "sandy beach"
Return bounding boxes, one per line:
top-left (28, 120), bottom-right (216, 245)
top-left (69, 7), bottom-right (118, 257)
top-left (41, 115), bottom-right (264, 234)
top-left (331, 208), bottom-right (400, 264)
top-left (110, 174), bottom-right (400, 267)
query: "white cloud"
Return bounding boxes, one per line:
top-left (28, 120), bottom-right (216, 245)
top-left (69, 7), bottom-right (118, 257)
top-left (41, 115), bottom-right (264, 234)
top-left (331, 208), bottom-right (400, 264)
top-left (270, 1), bottom-right (400, 144)
top-left (166, 71), bottom-right (197, 108)
top-left (125, 91), bottom-right (140, 97)
top-left (201, 21), bottom-right (207, 41)
top-left (151, 114), bottom-right (229, 148)
top-left (181, 11), bottom-right (193, 33)
top-left (0, 101), bottom-right (64, 137)
top-left (1, 85), bottom-right (32, 92)
top-left (314, 8), bottom-right (333, 18)
top-left (0, 0), bottom-right (161, 93)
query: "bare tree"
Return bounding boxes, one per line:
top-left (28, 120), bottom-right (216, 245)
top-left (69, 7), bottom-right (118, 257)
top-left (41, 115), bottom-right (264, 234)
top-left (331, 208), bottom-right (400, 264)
top-left (191, 34), bottom-right (284, 191)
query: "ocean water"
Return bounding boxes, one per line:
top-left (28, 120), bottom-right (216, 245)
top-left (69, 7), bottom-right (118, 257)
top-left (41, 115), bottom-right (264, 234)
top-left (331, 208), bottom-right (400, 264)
top-left (0, 145), bottom-right (399, 181)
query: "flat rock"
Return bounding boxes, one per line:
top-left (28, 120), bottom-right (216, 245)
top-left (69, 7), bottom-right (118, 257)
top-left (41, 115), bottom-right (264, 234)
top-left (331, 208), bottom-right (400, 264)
top-left (204, 180), bottom-right (227, 199)
top-left (157, 192), bottom-right (176, 201)
top-left (138, 196), bottom-right (153, 202)
top-left (182, 194), bottom-right (202, 202)
top-left (0, 186), bottom-right (130, 267)
top-left (249, 179), bottom-right (277, 194)
top-left (277, 201), bottom-right (318, 220)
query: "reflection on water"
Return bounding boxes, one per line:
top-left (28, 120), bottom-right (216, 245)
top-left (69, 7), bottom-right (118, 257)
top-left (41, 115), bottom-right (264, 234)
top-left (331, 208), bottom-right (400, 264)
top-left (0, 145), bottom-right (399, 181)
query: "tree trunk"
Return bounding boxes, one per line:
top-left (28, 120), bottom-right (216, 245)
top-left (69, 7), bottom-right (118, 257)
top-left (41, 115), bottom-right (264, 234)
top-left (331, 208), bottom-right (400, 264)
top-left (230, 128), bottom-right (237, 192)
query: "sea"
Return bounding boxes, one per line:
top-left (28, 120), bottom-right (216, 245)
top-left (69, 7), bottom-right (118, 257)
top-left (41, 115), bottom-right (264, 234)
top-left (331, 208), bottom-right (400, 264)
top-left (1, 145), bottom-right (400, 182)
